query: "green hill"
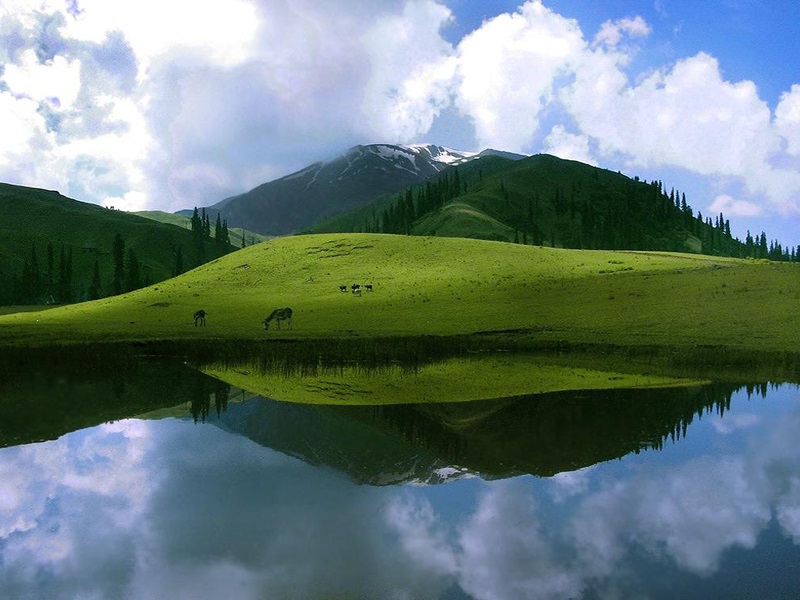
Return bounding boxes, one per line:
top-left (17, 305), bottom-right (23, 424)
top-left (134, 210), bottom-right (269, 248)
top-left (313, 154), bottom-right (795, 261)
top-left (1, 233), bottom-right (797, 362)
top-left (309, 154), bottom-right (518, 235)
top-left (0, 183), bottom-right (234, 305)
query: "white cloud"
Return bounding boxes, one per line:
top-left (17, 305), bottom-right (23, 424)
top-left (62, 0), bottom-right (259, 71)
top-left (454, 1), bottom-right (585, 153)
top-left (594, 16), bottom-right (651, 47)
top-left (385, 494), bottom-right (458, 575)
top-left (457, 481), bottom-right (582, 600)
top-left (2, 49), bottom-right (81, 107)
top-left (548, 465), bottom-right (596, 502)
top-left (561, 49), bottom-right (800, 213)
top-left (566, 52), bottom-right (776, 176)
top-left (361, 0), bottom-right (457, 142)
top-left (709, 194), bottom-right (764, 217)
top-left (776, 478), bottom-right (800, 544)
top-left (708, 411), bottom-right (761, 434)
top-left (775, 84), bottom-right (800, 156)
top-left (543, 125), bottom-right (597, 165)
top-left (0, 0), bottom-right (798, 233)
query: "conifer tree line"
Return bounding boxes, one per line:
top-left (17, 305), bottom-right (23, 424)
top-left (190, 206), bottom-right (231, 263)
top-left (370, 168), bottom-right (466, 235)
top-left (367, 165), bottom-right (799, 262)
top-left (1, 242), bottom-right (75, 305)
top-left (2, 210), bottom-right (236, 305)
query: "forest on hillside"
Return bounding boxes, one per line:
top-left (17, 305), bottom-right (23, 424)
top-left (370, 159), bottom-right (799, 262)
top-left (2, 207), bottom-right (234, 306)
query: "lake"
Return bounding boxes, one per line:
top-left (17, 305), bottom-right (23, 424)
top-left (1, 345), bottom-right (799, 599)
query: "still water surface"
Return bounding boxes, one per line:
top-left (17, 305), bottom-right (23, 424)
top-left (1, 352), bottom-right (799, 599)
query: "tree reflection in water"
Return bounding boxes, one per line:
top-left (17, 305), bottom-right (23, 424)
top-left (0, 377), bottom-right (798, 599)
top-left (211, 381), bottom-right (757, 483)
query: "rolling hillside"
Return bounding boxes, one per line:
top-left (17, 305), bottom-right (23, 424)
top-left (314, 154), bottom-right (796, 260)
top-left (0, 183), bottom-right (234, 305)
top-left (1, 233), bottom-right (797, 359)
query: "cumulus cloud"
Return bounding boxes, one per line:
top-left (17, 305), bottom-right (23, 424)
top-left (709, 194), bottom-right (764, 217)
top-left (572, 456), bottom-right (772, 576)
top-left (0, 0), bottom-right (799, 226)
top-left (457, 481), bottom-right (582, 600)
top-left (593, 16), bottom-right (651, 47)
top-left (3, 384), bottom-right (800, 598)
top-left (565, 52), bottom-right (774, 176)
top-left (361, 0), bottom-right (457, 141)
top-left (775, 84), bottom-right (800, 156)
top-left (542, 124), bottom-right (597, 165)
top-left (454, 1), bottom-right (584, 153)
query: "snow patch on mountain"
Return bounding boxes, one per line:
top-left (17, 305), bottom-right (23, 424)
top-left (369, 143), bottom-right (477, 169)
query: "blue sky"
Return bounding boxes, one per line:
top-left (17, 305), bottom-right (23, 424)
top-left (0, 0), bottom-right (798, 247)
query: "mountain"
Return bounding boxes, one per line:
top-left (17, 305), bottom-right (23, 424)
top-left (0, 183), bottom-right (233, 305)
top-left (194, 144), bottom-right (505, 236)
top-left (314, 152), bottom-right (789, 259)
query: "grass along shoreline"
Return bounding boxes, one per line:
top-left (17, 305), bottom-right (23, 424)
top-left (0, 234), bottom-right (797, 360)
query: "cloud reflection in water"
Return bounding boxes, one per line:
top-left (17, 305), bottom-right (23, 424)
top-left (0, 386), bottom-right (799, 599)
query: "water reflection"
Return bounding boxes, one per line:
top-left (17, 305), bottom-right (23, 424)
top-left (1, 346), bottom-right (799, 598)
top-left (0, 384), bottom-right (798, 599)
top-left (213, 383), bottom-right (747, 482)
top-left (0, 345), bottom-right (231, 446)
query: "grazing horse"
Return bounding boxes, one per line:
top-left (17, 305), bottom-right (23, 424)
top-left (194, 309), bottom-right (206, 327)
top-left (263, 307), bottom-right (293, 330)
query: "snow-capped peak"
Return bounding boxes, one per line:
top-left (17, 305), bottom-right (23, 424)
top-left (368, 143), bottom-right (477, 167)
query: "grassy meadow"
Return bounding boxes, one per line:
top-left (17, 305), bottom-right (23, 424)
top-left (0, 232), bottom-right (797, 355)
top-left (202, 353), bottom-right (701, 406)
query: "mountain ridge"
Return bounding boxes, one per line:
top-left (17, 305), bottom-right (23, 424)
top-left (184, 143), bottom-right (526, 236)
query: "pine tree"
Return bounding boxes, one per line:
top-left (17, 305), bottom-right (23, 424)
top-left (88, 260), bottom-right (102, 300)
top-left (202, 209), bottom-right (211, 239)
top-left (46, 242), bottom-right (54, 293)
top-left (59, 247), bottom-right (73, 302)
top-left (191, 207), bottom-right (201, 235)
top-left (221, 219), bottom-right (230, 247)
top-left (112, 233), bottom-right (125, 295)
top-left (125, 248), bottom-right (141, 292)
top-left (174, 245), bottom-right (184, 276)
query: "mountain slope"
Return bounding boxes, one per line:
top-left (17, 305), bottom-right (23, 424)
top-left (0, 183), bottom-right (233, 305)
top-left (201, 144), bottom-right (483, 236)
top-left (319, 153), bottom-right (772, 257)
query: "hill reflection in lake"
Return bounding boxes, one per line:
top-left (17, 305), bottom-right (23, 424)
top-left (213, 383), bottom-right (746, 483)
top-left (0, 376), bottom-right (798, 598)
top-left (2, 345), bottom-right (800, 598)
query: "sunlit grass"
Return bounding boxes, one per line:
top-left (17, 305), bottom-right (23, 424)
top-left (0, 233), bottom-right (797, 354)
top-left (202, 353), bottom-right (702, 405)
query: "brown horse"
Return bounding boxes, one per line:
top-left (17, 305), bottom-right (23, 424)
top-left (263, 308), bottom-right (292, 330)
